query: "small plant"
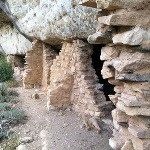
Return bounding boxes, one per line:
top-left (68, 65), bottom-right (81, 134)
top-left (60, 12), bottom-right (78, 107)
top-left (2, 109), bottom-right (26, 125)
top-left (0, 103), bottom-right (11, 111)
top-left (1, 132), bottom-right (19, 150)
top-left (0, 60), bottom-right (13, 82)
top-left (5, 79), bottom-right (20, 88)
top-left (0, 84), bottom-right (19, 103)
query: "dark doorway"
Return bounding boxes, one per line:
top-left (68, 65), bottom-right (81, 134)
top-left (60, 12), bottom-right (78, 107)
top-left (14, 55), bottom-right (25, 68)
top-left (91, 45), bottom-right (115, 101)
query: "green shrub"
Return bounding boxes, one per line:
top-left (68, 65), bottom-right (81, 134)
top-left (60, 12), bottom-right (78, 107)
top-left (0, 84), bottom-right (19, 103)
top-left (5, 79), bottom-right (20, 88)
top-left (2, 109), bottom-right (26, 125)
top-left (0, 103), bottom-right (11, 111)
top-left (0, 59), bottom-right (13, 82)
top-left (1, 132), bottom-right (19, 150)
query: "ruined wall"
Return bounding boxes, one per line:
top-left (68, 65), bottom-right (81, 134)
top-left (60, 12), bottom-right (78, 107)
top-left (83, 0), bottom-right (150, 149)
top-left (42, 44), bottom-right (57, 89)
top-left (47, 42), bottom-right (74, 108)
top-left (71, 40), bottom-right (112, 117)
top-left (23, 40), bottom-right (57, 89)
top-left (47, 40), bottom-right (112, 117)
top-left (23, 40), bottom-right (43, 89)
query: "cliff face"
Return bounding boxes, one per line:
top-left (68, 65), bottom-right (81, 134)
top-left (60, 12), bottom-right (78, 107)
top-left (0, 0), bottom-right (99, 55)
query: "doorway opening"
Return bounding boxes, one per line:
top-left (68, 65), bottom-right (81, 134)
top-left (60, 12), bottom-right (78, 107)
top-left (91, 44), bottom-right (115, 101)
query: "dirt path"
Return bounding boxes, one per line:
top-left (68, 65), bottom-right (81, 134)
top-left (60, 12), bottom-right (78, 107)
top-left (14, 87), bottom-right (112, 150)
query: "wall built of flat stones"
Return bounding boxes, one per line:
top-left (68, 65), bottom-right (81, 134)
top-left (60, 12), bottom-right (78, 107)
top-left (42, 44), bottom-right (57, 89)
top-left (47, 40), bottom-right (112, 117)
top-left (47, 42), bottom-right (74, 108)
top-left (23, 40), bottom-right (57, 89)
top-left (81, 0), bottom-right (150, 149)
top-left (23, 40), bottom-right (43, 89)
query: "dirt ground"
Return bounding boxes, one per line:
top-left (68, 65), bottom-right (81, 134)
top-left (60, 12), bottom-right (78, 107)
top-left (13, 87), bottom-right (112, 150)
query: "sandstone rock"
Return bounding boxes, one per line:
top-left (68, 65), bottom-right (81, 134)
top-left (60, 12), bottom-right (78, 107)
top-left (79, 0), bottom-right (97, 8)
top-left (117, 101), bottom-right (150, 116)
top-left (88, 27), bottom-right (112, 44)
top-left (98, 11), bottom-right (150, 27)
top-left (132, 137), bottom-right (150, 150)
top-left (101, 60), bottom-right (115, 79)
top-left (116, 73), bottom-right (150, 82)
top-left (0, 25), bottom-right (31, 55)
top-left (20, 136), bottom-right (34, 144)
top-left (100, 46), bottom-right (120, 61)
top-left (31, 93), bottom-right (40, 99)
top-left (128, 125), bottom-right (150, 139)
top-left (121, 140), bottom-right (134, 150)
top-left (113, 27), bottom-right (150, 46)
top-left (111, 50), bottom-right (150, 73)
top-left (16, 144), bottom-right (27, 150)
top-left (112, 109), bottom-right (129, 123)
top-left (109, 137), bottom-right (123, 150)
top-left (5, 0), bottom-right (98, 45)
top-left (96, 0), bottom-right (146, 10)
top-left (129, 116), bottom-right (150, 129)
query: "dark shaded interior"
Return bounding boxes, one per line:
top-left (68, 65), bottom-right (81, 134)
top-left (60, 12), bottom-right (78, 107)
top-left (92, 44), bottom-right (115, 101)
top-left (14, 55), bottom-right (25, 68)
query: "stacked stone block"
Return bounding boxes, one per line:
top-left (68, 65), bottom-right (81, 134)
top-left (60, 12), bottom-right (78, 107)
top-left (81, 0), bottom-right (150, 149)
top-left (42, 44), bottom-right (57, 89)
top-left (23, 40), bottom-right (56, 89)
top-left (23, 40), bottom-right (43, 89)
top-left (47, 42), bottom-right (74, 108)
top-left (47, 40), bottom-right (112, 118)
top-left (71, 40), bottom-right (112, 117)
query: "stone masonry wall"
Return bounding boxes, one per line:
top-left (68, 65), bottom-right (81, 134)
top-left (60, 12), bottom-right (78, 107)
top-left (23, 40), bottom-right (57, 89)
top-left (47, 40), bottom-right (112, 118)
top-left (47, 42), bottom-right (74, 108)
top-left (42, 44), bottom-right (57, 89)
top-left (82, 0), bottom-right (150, 149)
top-left (23, 40), bottom-right (43, 89)
top-left (71, 40), bottom-right (112, 117)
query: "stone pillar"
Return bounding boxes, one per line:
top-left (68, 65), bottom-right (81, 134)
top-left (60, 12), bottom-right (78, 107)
top-left (71, 40), bottom-right (112, 117)
top-left (47, 40), bottom-right (112, 118)
top-left (47, 42), bottom-right (74, 108)
top-left (23, 40), bottom-right (43, 89)
top-left (42, 43), bottom-right (57, 89)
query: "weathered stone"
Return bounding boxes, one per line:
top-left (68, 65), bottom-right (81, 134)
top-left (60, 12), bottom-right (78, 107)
top-left (79, 0), bottom-right (97, 8)
top-left (132, 137), bottom-right (150, 150)
top-left (100, 46), bottom-right (120, 61)
top-left (113, 27), bottom-right (150, 46)
top-left (121, 140), bottom-right (134, 150)
top-left (111, 50), bottom-right (150, 73)
top-left (116, 73), bottom-right (150, 82)
top-left (129, 125), bottom-right (150, 139)
top-left (88, 26), bottom-right (112, 44)
top-left (117, 101), bottom-right (150, 116)
top-left (112, 109), bottom-right (129, 123)
top-left (129, 116), bottom-right (150, 129)
top-left (98, 11), bottom-right (150, 27)
top-left (19, 137), bottom-right (34, 144)
top-left (101, 60), bottom-right (115, 79)
top-left (96, 0), bottom-right (147, 10)
top-left (0, 25), bottom-right (31, 55)
top-left (16, 144), bottom-right (27, 150)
